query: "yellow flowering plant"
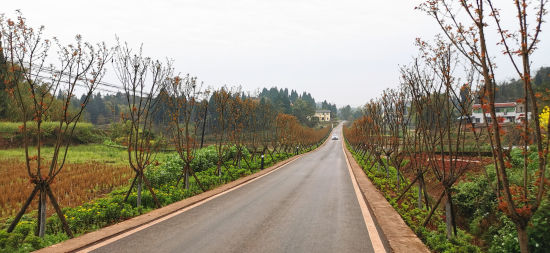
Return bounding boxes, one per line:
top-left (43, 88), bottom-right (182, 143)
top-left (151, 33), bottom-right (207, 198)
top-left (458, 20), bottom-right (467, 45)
top-left (541, 106), bottom-right (550, 140)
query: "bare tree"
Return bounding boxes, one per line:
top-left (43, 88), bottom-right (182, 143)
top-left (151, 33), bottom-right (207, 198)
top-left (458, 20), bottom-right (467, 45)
top-left (1, 13), bottom-right (109, 237)
top-left (258, 99), bottom-right (277, 160)
top-left (420, 1), bottom-right (549, 250)
top-left (399, 59), bottom-right (437, 210)
top-left (488, 2), bottom-right (550, 251)
top-left (244, 98), bottom-right (260, 163)
top-left (113, 41), bottom-right (168, 208)
top-left (228, 94), bottom-right (248, 169)
top-left (404, 38), bottom-right (479, 239)
top-left (364, 101), bottom-right (389, 175)
top-left (381, 88), bottom-right (412, 191)
top-left (211, 87), bottom-right (232, 178)
top-left (165, 74), bottom-right (207, 191)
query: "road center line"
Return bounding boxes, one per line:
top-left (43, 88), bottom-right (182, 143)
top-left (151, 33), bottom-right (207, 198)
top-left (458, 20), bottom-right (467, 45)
top-left (341, 135), bottom-right (387, 253)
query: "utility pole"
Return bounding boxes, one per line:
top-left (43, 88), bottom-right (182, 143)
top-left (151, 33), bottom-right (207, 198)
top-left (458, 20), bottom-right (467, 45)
top-left (200, 101), bottom-right (208, 149)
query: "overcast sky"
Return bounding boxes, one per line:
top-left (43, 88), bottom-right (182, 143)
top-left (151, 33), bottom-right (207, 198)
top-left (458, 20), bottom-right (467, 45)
top-left (3, 1), bottom-right (549, 107)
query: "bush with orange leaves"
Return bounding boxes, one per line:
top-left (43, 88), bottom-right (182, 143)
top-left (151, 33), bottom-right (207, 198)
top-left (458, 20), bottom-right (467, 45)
top-left (275, 113), bottom-right (329, 154)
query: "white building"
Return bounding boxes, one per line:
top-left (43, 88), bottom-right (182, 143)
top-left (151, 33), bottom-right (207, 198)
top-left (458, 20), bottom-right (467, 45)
top-left (314, 110), bottom-right (331, 122)
top-left (471, 102), bottom-right (531, 124)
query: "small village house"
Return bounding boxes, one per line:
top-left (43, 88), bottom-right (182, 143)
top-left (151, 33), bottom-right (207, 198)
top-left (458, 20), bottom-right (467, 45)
top-left (314, 110), bottom-right (331, 122)
top-left (471, 102), bottom-right (531, 124)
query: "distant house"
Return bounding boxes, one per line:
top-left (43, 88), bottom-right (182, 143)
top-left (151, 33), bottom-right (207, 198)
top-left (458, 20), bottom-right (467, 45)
top-left (471, 102), bottom-right (531, 124)
top-left (314, 110), bottom-right (331, 122)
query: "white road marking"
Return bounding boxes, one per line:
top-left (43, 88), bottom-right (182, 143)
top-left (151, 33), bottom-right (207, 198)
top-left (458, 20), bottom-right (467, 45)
top-left (78, 155), bottom-right (303, 252)
top-left (341, 132), bottom-right (387, 253)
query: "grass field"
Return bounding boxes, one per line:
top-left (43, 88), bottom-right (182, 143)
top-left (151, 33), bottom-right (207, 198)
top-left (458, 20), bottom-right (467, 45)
top-left (0, 122), bottom-right (106, 148)
top-left (0, 144), bottom-right (175, 219)
top-left (0, 144), bottom-right (175, 165)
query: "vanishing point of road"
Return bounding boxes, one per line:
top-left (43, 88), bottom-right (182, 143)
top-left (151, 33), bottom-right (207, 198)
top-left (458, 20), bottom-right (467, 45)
top-left (85, 124), bottom-right (386, 253)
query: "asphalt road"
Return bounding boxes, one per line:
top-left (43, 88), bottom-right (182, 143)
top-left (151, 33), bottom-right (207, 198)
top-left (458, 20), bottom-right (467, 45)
top-left (90, 125), bottom-right (378, 253)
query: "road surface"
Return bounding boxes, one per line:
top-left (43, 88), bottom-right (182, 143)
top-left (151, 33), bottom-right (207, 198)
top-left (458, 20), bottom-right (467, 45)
top-left (87, 125), bottom-right (384, 253)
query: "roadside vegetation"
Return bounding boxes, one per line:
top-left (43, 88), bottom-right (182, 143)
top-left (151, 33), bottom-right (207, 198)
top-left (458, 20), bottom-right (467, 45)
top-left (0, 143), bottom-right (326, 252)
top-left (0, 11), bottom-right (333, 252)
top-left (344, 1), bottom-right (549, 252)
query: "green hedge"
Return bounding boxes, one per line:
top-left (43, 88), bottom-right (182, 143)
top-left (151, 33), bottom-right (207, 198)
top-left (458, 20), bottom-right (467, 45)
top-left (0, 144), bottom-right (319, 252)
top-left (0, 122), bottom-right (105, 144)
top-left (348, 141), bottom-right (550, 253)
top-left (453, 165), bottom-right (550, 253)
top-left (347, 143), bottom-right (481, 253)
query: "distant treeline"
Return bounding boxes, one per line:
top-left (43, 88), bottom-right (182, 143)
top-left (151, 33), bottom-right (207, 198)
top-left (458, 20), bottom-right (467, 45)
top-left (493, 66), bottom-right (550, 103)
top-left (258, 87), bottom-right (337, 124)
top-left (0, 75), bottom-right (337, 128)
top-left (334, 66), bottom-right (550, 121)
top-left (0, 40), bottom-right (340, 126)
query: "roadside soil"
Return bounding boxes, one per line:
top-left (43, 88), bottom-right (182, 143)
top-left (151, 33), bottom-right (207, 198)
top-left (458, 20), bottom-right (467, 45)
top-left (401, 154), bottom-right (493, 229)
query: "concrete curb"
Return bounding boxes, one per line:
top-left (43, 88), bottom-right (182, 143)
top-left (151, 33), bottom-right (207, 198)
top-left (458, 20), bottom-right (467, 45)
top-left (342, 145), bottom-right (430, 253)
top-left (37, 136), bottom-right (331, 253)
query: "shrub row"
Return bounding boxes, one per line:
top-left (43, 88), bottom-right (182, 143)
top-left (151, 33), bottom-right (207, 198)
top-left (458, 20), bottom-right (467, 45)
top-left (347, 143), bottom-right (481, 253)
top-left (0, 144), bottom-right (319, 252)
top-left (0, 122), bottom-right (105, 145)
top-left (348, 142), bottom-right (550, 253)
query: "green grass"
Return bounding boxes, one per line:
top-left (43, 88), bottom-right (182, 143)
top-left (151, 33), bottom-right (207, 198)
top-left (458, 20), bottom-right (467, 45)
top-left (0, 144), bottom-right (176, 165)
top-left (0, 121), bottom-right (93, 133)
top-left (0, 121), bottom-right (104, 144)
top-left (0, 144), bottom-right (322, 252)
top-left (346, 142), bottom-right (482, 252)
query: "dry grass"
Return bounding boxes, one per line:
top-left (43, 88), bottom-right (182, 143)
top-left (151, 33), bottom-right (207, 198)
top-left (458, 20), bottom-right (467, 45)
top-left (0, 158), bottom-right (133, 219)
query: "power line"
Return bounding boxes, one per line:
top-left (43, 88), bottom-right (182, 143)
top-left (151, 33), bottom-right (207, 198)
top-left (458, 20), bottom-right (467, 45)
top-left (24, 71), bottom-right (124, 95)
top-left (17, 62), bottom-right (154, 96)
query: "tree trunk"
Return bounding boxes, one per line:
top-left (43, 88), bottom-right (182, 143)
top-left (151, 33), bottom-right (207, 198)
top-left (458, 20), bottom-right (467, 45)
top-left (38, 187), bottom-right (47, 238)
top-left (217, 160), bottom-right (222, 177)
top-left (189, 167), bottom-right (206, 192)
top-left (142, 175), bottom-right (161, 208)
top-left (445, 190), bottom-right (456, 239)
top-left (137, 176), bottom-right (142, 208)
top-left (396, 169), bottom-right (401, 191)
top-left (517, 224), bottom-right (529, 253)
top-left (423, 190), bottom-right (445, 227)
top-left (176, 166), bottom-right (183, 187)
top-left (445, 197), bottom-right (453, 239)
top-left (184, 167), bottom-right (189, 190)
top-left (178, 164), bottom-right (190, 190)
top-left (200, 104), bottom-right (208, 149)
top-left (8, 186), bottom-right (39, 233)
top-left (237, 152), bottom-right (242, 169)
top-left (46, 185), bottom-right (73, 237)
top-left (451, 191), bottom-right (457, 236)
top-left (423, 176), bottom-right (430, 209)
top-left (396, 171), bottom-right (424, 203)
top-left (268, 148), bottom-right (275, 160)
top-left (417, 179), bottom-right (423, 209)
top-left (242, 156), bottom-right (252, 170)
top-left (366, 157), bottom-right (377, 171)
top-left (36, 188), bottom-right (42, 236)
top-left (124, 174), bottom-right (138, 202)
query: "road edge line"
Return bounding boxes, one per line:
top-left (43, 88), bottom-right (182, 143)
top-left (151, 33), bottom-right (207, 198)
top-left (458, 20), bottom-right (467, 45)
top-left (341, 137), bottom-right (388, 253)
top-left (37, 130), bottom-right (333, 253)
top-left (341, 139), bottom-right (431, 253)
top-left (79, 154), bottom-right (299, 252)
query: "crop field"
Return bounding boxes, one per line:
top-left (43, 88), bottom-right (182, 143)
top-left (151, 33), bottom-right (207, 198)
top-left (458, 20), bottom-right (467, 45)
top-left (0, 145), bottom-right (175, 220)
top-left (401, 154), bottom-right (492, 203)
